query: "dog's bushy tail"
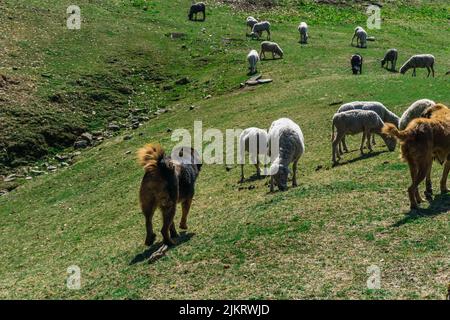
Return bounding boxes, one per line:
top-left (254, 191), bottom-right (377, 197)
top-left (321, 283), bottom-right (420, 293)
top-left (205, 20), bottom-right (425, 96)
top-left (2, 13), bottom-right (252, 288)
top-left (137, 143), bottom-right (166, 172)
top-left (382, 123), bottom-right (409, 141)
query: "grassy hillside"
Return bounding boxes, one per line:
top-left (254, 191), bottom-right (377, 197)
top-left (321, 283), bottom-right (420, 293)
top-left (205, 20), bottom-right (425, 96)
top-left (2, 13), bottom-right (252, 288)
top-left (0, 0), bottom-right (449, 299)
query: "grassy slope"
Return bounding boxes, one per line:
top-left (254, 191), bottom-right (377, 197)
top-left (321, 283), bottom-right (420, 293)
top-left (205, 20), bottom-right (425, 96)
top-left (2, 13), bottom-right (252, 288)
top-left (0, 0), bottom-right (449, 299)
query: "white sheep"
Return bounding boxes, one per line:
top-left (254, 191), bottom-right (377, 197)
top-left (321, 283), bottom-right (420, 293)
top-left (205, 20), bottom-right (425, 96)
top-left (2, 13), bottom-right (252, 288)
top-left (298, 22), bottom-right (308, 44)
top-left (399, 99), bottom-right (436, 130)
top-left (247, 16), bottom-right (258, 32)
top-left (251, 21), bottom-right (271, 40)
top-left (355, 28), bottom-right (367, 48)
top-left (399, 54), bottom-right (435, 77)
top-left (332, 110), bottom-right (397, 165)
top-left (381, 49), bottom-right (398, 71)
top-left (260, 41), bottom-right (283, 60)
top-left (351, 26), bottom-right (363, 46)
top-left (239, 127), bottom-right (268, 183)
top-left (268, 118), bottom-right (305, 192)
top-left (247, 49), bottom-right (260, 74)
top-left (336, 101), bottom-right (400, 153)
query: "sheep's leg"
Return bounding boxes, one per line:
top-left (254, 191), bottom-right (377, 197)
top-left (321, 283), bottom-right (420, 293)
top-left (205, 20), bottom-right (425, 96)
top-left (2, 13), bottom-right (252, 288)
top-left (292, 160), bottom-right (298, 187)
top-left (431, 64), bottom-right (435, 78)
top-left (270, 176), bottom-right (275, 192)
top-left (338, 141), bottom-right (343, 155)
top-left (267, 30), bottom-right (271, 40)
top-left (332, 132), bottom-right (344, 165)
top-left (426, 67), bottom-right (431, 78)
top-left (412, 68), bottom-right (416, 77)
top-left (342, 136), bottom-right (349, 153)
top-left (272, 52), bottom-right (275, 60)
top-left (371, 133), bottom-right (376, 145)
top-left (256, 157), bottom-right (261, 178)
top-left (441, 160), bottom-right (450, 194)
top-left (366, 130), bottom-right (373, 152)
top-left (360, 132), bottom-right (366, 155)
top-left (240, 164), bottom-right (245, 183)
top-left (260, 50), bottom-right (264, 60)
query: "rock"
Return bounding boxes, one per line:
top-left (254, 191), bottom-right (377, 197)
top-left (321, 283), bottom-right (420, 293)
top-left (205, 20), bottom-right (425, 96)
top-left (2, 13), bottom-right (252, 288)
top-left (0, 190), bottom-right (8, 196)
top-left (169, 32), bottom-right (186, 39)
top-left (204, 94), bottom-right (212, 99)
top-left (189, 105), bottom-right (195, 110)
top-left (175, 77), bottom-right (190, 85)
top-left (108, 123), bottom-right (120, 131)
top-left (72, 151), bottom-right (81, 157)
top-left (4, 174), bottom-right (16, 182)
top-left (25, 176), bottom-right (33, 180)
top-left (60, 162), bottom-right (70, 167)
top-left (125, 151), bottom-right (132, 155)
top-left (132, 122), bottom-right (140, 129)
top-left (163, 85), bottom-right (173, 91)
top-left (118, 86), bottom-right (133, 95)
top-left (30, 169), bottom-right (45, 176)
top-left (74, 140), bottom-right (88, 149)
top-left (47, 165), bottom-right (57, 171)
top-left (315, 165), bottom-right (323, 171)
top-left (124, 135), bottom-right (133, 141)
top-left (80, 132), bottom-right (93, 143)
top-left (55, 154), bottom-right (68, 162)
top-left (166, 128), bottom-right (172, 133)
top-left (154, 108), bottom-right (168, 116)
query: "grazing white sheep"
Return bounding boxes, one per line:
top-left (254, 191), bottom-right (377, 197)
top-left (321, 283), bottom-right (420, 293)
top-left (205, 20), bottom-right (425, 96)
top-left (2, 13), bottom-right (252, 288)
top-left (351, 26), bottom-right (363, 46)
top-left (399, 99), bottom-right (436, 130)
top-left (381, 49), bottom-right (398, 71)
top-left (239, 127), bottom-right (268, 183)
top-left (268, 118), bottom-right (305, 192)
top-left (355, 28), bottom-right (367, 48)
top-left (399, 54), bottom-right (435, 77)
top-left (188, 2), bottom-right (206, 21)
top-left (332, 110), bottom-right (397, 165)
top-left (298, 22), bottom-right (308, 44)
top-left (247, 49), bottom-right (260, 74)
top-left (251, 21), bottom-right (271, 40)
top-left (337, 101), bottom-right (400, 153)
top-left (247, 16), bottom-right (258, 32)
top-left (260, 41), bottom-right (283, 59)
top-left (351, 54), bottom-right (363, 75)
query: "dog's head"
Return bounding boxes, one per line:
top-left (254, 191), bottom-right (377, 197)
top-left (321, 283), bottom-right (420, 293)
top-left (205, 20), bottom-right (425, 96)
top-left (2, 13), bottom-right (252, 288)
top-left (421, 103), bottom-right (448, 119)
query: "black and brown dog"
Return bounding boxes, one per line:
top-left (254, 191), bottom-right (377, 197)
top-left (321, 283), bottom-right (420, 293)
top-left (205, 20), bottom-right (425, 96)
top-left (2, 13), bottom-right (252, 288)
top-left (137, 144), bottom-right (202, 246)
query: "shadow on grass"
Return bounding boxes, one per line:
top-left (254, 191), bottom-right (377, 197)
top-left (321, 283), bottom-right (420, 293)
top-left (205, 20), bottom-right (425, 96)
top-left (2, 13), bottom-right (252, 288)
top-left (333, 150), bottom-right (387, 167)
top-left (240, 173), bottom-right (265, 184)
top-left (392, 193), bottom-right (450, 227)
top-left (129, 231), bottom-right (195, 265)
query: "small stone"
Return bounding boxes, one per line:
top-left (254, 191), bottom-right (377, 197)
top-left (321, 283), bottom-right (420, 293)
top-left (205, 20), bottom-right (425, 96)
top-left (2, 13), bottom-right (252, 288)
top-left (125, 151), bottom-right (132, 155)
top-left (108, 123), bottom-right (121, 131)
top-left (0, 190), bottom-right (8, 196)
top-left (204, 94), bottom-right (212, 99)
top-left (30, 169), bottom-right (45, 176)
top-left (80, 132), bottom-right (93, 143)
top-left (60, 162), bottom-right (69, 167)
top-left (166, 128), bottom-right (172, 133)
top-left (55, 154), bottom-right (68, 162)
top-left (25, 176), bottom-right (33, 180)
top-left (47, 165), bottom-right (57, 171)
top-left (175, 77), bottom-right (190, 85)
top-left (4, 174), bottom-right (16, 182)
top-left (124, 135), bottom-right (133, 141)
top-left (74, 140), bottom-right (88, 149)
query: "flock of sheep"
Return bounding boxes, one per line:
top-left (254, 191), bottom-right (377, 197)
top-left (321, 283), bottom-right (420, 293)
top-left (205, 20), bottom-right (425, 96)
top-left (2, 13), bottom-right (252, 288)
top-left (187, 3), bottom-right (446, 200)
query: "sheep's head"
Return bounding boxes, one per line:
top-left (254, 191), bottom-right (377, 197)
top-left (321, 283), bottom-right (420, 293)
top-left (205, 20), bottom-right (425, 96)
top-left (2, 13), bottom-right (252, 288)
top-left (380, 133), bottom-right (397, 151)
top-left (352, 66), bottom-right (360, 74)
top-left (399, 65), bottom-right (407, 74)
top-left (270, 163), bottom-right (290, 191)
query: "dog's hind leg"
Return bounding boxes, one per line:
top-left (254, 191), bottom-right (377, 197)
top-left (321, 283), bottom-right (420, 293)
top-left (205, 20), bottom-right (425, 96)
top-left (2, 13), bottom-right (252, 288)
top-left (161, 205), bottom-right (177, 246)
top-left (441, 160), bottom-right (450, 194)
top-left (180, 198), bottom-right (193, 230)
top-left (425, 164), bottom-right (433, 201)
top-left (142, 201), bottom-right (157, 246)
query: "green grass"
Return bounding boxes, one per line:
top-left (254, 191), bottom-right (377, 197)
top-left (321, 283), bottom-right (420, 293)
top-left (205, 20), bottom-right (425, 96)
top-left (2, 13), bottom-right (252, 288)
top-left (0, 0), bottom-right (449, 299)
